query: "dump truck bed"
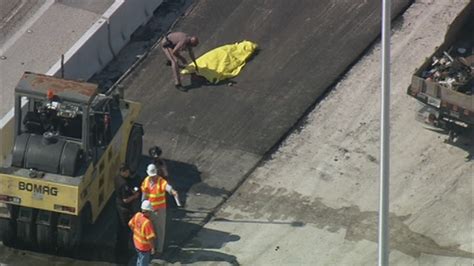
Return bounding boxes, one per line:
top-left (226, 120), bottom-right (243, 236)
top-left (409, 75), bottom-right (473, 124)
top-left (407, 5), bottom-right (474, 125)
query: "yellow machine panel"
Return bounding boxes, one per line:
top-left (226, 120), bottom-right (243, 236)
top-left (0, 174), bottom-right (79, 215)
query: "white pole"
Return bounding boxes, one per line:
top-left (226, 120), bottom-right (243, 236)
top-left (379, 0), bottom-right (391, 266)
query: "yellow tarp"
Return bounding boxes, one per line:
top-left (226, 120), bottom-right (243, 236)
top-left (181, 40), bottom-right (258, 84)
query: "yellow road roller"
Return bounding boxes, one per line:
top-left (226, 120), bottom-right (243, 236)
top-left (0, 72), bottom-right (142, 251)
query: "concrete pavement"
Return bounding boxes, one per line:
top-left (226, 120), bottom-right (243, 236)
top-left (172, 1), bottom-right (473, 265)
top-left (0, 0), bottom-right (113, 118)
top-left (0, 0), bottom-right (43, 48)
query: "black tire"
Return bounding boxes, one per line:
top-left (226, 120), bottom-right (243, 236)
top-left (56, 205), bottom-right (91, 254)
top-left (36, 210), bottom-right (58, 250)
top-left (16, 207), bottom-right (38, 249)
top-left (57, 213), bottom-right (82, 252)
top-left (0, 205), bottom-right (18, 246)
top-left (125, 125), bottom-right (143, 173)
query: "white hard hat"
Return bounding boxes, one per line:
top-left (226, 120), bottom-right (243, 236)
top-left (146, 164), bottom-right (157, 176)
top-left (141, 200), bottom-right (153, 212)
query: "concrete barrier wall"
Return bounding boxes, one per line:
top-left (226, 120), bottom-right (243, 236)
top-left (46, 18), bottom-right (112, 79)
top-left (0, 0), bottom-right (163, 166)
top-left (47, 0), bottom-right (162, 79)
top-left (0, 109), bottom-right (14, 166)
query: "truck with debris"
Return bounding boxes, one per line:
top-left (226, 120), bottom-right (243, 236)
top-left (0, 72), bottom-right (143, 251)
top-left (407, 8), bottom-right (473, 140)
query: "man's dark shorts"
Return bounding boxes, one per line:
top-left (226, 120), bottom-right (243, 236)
top-left (162, 36), bottom-right (175, 49)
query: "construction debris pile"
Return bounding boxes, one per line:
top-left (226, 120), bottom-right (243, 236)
top-left (421, 46), bottom-right (474, 95)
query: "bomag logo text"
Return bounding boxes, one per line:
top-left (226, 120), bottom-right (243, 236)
top-left (18, 181), bottom-right (58, 196)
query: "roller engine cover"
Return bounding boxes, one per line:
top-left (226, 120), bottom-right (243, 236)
top-left (12, 133), bottom-right (82, 176)
top-left (12, 133), bottom-right (31, 167)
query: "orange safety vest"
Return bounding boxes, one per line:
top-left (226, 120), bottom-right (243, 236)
top-left (128, 212), bottom-right (155, 252)
top-left (141, 176), bottom-right (168, 211)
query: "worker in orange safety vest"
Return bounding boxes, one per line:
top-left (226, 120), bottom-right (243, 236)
top-left (129, 200), bottom-right (156, 266)
top-left (141, 163), bottom-right (179, 255)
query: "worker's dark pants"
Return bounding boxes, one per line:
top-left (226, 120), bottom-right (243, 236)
top-left (116, 205), bottom-right (133, 251)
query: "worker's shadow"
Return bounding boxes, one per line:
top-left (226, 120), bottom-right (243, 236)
top-left (183, 72), bottom-right (237, 91)
top-left (165, 159), bottom-right (203, 206)
top-left (163, 218), bottom-right (240, 265)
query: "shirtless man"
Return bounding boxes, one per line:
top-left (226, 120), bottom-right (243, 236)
top-left (161, 32), bottom-right (199, 91)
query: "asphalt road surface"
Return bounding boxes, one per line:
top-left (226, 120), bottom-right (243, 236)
top-left (119, 0), bottom-right (412, 263)
top-left (171, 1), bottom-right (474, 265)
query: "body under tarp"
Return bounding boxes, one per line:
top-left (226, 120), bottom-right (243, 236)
top-left (181, 40), bottom-right (258, 84)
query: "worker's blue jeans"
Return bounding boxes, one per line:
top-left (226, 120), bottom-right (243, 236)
top-left (136, 249), bottom-right (151, 266)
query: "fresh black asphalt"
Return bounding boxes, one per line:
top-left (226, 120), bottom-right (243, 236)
top-left (118, 0), bottom-right (412, 260)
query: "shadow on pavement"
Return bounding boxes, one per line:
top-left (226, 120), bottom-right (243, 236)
top-left (164, 219), bottom-right (240, 265)
top-left (165, 159), bottom-right (202, 206)
top-left (165, 248), bottom-right (239, 265)
top-left (426, 125), bottom-right (474, 161)
top-left (182, 73), bottom-right (238, 92)
top-left (447, 127), bottom-right (473, 161)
